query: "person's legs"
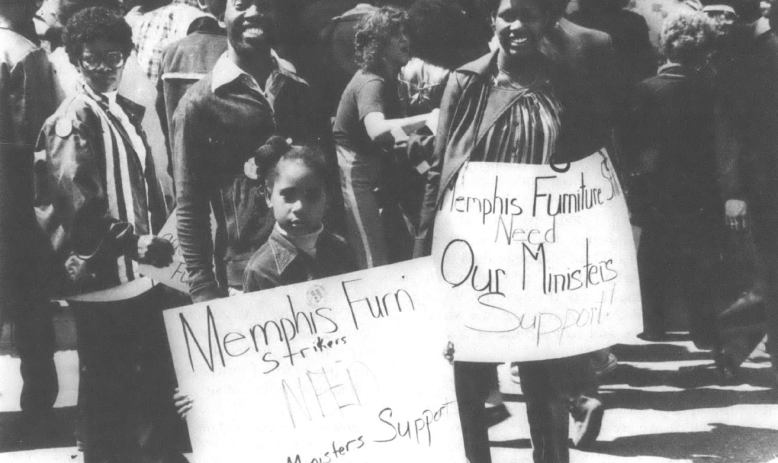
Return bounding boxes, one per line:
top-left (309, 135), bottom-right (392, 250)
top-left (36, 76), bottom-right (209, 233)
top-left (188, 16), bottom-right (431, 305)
top-left (637, 221), bottom-right (670, 338)
top-left (15, 301), bottom-right (58, 415)
top-left (518, 360), bottom-right (569, 463)
top-left (454, 362), bottom-right (495, 463)
top-left (14, 300), bottom-right (58, 446)
top-left (337, 145), bottom-right (389, 269)
top-left (72, 303), bottom-right (136, 463)
top-left (682, 222), bottom-right (723, 350)
top-left (751, 213), bottom-right (778, 382)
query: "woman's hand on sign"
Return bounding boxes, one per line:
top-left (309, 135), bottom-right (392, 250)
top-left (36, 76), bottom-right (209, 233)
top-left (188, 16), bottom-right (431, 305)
top-left (173, 388), bottom-right (194, 419)
top-left (65, 254), bottom-right (93, 285)
top-left (135, 235), bottom-right (174, 267)
top-left (725, 199), bottom-right (748, 231)
top-left (443, 341), bottom-right (455, 365)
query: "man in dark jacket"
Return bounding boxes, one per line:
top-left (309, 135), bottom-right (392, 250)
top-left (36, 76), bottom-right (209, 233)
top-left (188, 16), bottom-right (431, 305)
top-left (172, 0), bottom-right (340, 303)
top-left (716, 0), bottom-right (778, 386)
top-left (156, 0), bottom-right (227, 182)
top-left (0, 0), bottom-right (58, 441)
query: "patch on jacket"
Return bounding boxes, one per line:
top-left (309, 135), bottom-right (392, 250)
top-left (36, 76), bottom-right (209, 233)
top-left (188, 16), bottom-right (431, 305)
top-left (55, 118), bottom-right (73, 138)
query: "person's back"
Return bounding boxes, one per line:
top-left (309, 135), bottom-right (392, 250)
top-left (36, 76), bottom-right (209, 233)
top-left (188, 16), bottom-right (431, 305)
top-left (634, 67), bottom-right (719, 216)
top-left (719, 19), bottom-right (778, 210)
top-left (133, 0), bottom-right (207, 82)
top-left (0, 1), bottom-right (58, 441)
top-left (567, 1), bottom-right (656, 85)
top-left (157, 15), bottom-right (227, 179)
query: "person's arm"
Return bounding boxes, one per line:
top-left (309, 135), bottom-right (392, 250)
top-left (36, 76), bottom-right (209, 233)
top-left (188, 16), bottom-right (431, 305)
top-left (36, 115), bottom-right (172, 267)
top-left (242, 264), bottom-right (273, 294)
top-left (356, 78), bottom-right (435, 146)
top-left (172, 101), bottom-right (224, 302)
top-left (363, 110), bottom-right (435, 145)
top-left (414, 72), bottom-right (464, 258)
top-left (714, 99), bottom-right (748, 230)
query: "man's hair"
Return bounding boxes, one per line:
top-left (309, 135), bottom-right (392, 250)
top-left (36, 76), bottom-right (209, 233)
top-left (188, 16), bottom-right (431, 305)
top-left (63, 7), bottom-right (133, 67)
top-left (354, 5), bottom-right (409, 73)
top-left (408, 0), bottom-right (470, 69)
top-left (479, 0), bottom-right (566, 21)
top-left (661, 12), bottom-right (715, 65)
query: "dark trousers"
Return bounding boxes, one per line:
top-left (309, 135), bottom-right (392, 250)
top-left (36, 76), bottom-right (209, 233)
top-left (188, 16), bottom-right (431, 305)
top-left (750, 213), bottom-right (778, 369)
top-left (455, 355), bottom-right (599, 463)
top-left (71, 286), bottom-right (184, 463)
top-left (14, 302), bottom-right (58, 415)
top-left (638, 217), bottom-right (722, 343)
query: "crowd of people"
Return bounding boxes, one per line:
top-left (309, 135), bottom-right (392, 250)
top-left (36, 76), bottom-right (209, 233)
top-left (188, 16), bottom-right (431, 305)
top-left (1, 0), bottom-right (777, 462)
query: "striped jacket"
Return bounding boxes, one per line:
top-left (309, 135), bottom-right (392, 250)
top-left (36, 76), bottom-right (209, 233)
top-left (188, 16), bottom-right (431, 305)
top-left (34, 86), bottom-right (167, 294)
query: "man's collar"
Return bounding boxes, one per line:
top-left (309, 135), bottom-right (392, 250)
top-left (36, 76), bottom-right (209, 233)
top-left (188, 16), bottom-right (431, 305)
top-left (211, 52), bottom-right (256, 92)
top-left (210, 50), bottom-right (303, 93)
top-left (79, 83), bottom-right (146, 122)
top-left (751, 16), bottom-right (771, 38)
top-left (657, 62), bottom-right (690, 76)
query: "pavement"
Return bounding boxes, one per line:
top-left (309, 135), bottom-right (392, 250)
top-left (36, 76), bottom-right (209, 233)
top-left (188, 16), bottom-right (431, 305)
top-left (0, 303), bottom-right (776, 463)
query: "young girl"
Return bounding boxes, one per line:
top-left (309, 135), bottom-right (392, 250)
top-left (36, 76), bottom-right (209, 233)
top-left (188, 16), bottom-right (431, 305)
top-left (242, 136), bottom-right (358, 292)
top-left (175, 136), bottom-right (357, 417)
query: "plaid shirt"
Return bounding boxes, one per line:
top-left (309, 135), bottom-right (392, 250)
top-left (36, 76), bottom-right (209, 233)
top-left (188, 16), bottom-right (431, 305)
top-left (132, 0), bottom-right (207, 83)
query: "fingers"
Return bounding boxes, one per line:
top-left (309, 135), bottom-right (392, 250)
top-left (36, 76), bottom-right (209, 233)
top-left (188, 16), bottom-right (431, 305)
top-left (173, 391), bottom-right (194, 419)
top-left (442, 341), bottom-right (455, 365)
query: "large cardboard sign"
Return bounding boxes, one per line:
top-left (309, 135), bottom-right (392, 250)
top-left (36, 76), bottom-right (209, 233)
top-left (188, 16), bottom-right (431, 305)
top-left (164, 258), bottom-right (465, 463)
top-left (431, 151), bottom-right (643, 362)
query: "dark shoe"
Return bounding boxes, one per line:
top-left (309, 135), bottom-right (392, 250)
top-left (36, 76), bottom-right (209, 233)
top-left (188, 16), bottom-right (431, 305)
top-left (594, 353), bottom-right (618, 377)
top-left (569, 396), bottom-right (605, 448)
top-left (637, 331), bottom-right (666, 342)
top-left (714, 351), bottom-right (739, 384)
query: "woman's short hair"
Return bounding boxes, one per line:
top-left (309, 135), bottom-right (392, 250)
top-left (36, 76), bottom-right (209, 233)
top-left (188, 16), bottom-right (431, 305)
top-left (354, 6), bottom-right (409, 73)
top-left (63, 6), bottom-right (133, 67)
top-left (661, 12), bottom-right (715, 66)
top-left (59, 0), bottom-right (120, 27)
top-left (408, 0), bottom-right (470, 69)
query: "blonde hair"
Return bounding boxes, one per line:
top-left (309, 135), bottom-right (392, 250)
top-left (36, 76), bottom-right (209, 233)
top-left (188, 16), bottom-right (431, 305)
top-left (661, 12), bottom-right (715, 66)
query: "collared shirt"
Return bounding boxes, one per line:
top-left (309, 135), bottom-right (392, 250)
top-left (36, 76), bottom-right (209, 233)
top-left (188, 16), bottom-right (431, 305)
top-left (242, 226), bottom-right (356, 293)
top-left (656, 62), bottom-right (685, 77)
top-left (105, 91), bottom-right (148, 172)
top-left (171, 51), bottom-right (334, 303)
top-left (752, 16), bottom-right (771, 39)
top-left (132, 1), bottom-right (208, 82)
top-left (210, 51), bottom-right (301, 110)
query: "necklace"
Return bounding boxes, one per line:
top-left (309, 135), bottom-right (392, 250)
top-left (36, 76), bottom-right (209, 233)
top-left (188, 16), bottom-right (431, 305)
top-left (494, 66), bottom-right (547, 90)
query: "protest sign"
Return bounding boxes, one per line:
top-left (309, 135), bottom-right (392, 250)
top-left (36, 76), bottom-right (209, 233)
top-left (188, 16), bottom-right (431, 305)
top-left (163, 257), bottom-right (465, 463)
top-left (431, 151), bottom-right (643, 362)
top-left (138, 210), bottom-right (216, 293)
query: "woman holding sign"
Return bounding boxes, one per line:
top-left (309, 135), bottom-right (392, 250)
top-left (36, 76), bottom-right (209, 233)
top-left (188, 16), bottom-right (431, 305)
top-left (416, 0), bottom-right (617, 462)
top-left (34, 7), bottom-right (179, 462)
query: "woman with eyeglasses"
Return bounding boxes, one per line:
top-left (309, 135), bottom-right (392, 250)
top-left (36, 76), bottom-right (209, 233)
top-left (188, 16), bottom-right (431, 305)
top-left (34, 6), bottom-right (179, 462)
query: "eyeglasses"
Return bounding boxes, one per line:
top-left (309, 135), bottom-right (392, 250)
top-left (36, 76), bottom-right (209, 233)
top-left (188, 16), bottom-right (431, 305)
top-left (80, 51), bottom-right (126, 71)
